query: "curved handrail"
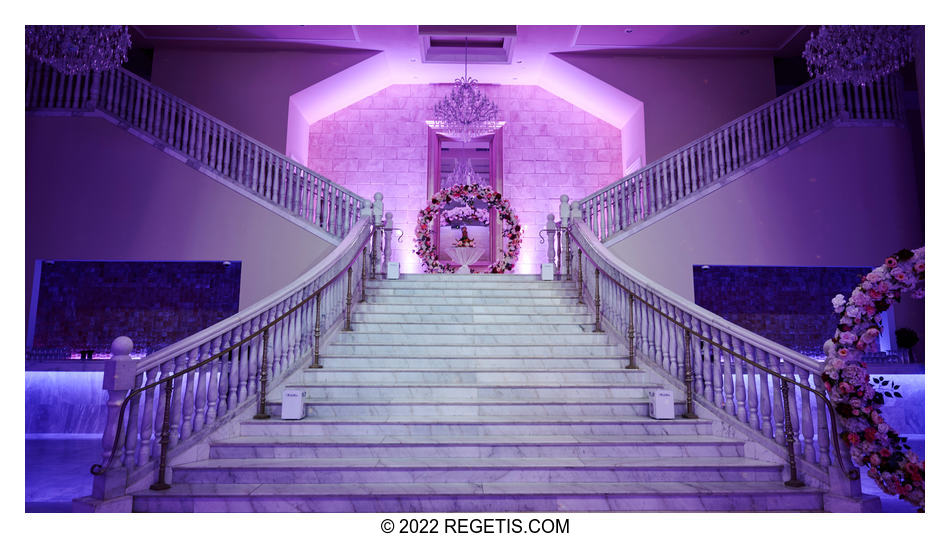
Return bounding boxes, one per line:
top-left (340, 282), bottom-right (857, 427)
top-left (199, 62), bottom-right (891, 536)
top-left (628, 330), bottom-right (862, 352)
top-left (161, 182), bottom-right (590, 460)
top-left (91, 215), bottom-right (376, 482)
top-left (25, 61), bottom-right (370, 240)
top-left (565, 220), bottom-right (858, 483)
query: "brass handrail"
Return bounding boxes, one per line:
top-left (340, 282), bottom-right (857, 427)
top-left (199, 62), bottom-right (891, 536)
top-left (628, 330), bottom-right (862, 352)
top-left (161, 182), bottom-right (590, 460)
top-left (91, 223), bottom-right (376, 484)
top-left (565, 223), bottom-right (856, 483)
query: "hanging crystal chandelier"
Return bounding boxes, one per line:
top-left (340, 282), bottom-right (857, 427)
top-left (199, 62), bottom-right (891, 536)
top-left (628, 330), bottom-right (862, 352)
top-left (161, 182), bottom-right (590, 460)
top-left (446, 159), bottom-right (482, 187)
top-left (433, 38), bottom-right (499, 143)
top-left (25, 25), bottom-right (132, 75)
top-left (802, 25), bottom-right (916, 86)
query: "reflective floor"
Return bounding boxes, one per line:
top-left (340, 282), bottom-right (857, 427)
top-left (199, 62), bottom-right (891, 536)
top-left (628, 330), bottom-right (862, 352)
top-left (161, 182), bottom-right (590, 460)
top-left (25, 434), bottom-right (926, 513)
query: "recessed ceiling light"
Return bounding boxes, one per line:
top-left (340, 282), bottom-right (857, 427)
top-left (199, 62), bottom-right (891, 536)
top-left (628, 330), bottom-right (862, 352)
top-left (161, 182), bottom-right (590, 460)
top-left (624, 28), bottom-right (633, 34)
top-left (516, 60), bottom-right (523, 64)
top-left (739, 29), bottom-right (750, 36)
top-left (410, 58), bottom-right (417, 62)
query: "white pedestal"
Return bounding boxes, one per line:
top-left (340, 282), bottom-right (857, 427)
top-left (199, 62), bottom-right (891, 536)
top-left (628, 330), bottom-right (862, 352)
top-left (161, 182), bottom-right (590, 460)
top-left (648, 390), bottom-right (674, 420)
top-left (541, 263), bottom-right (555, 281)
top-left (281, 389), bottom-right (307, 420)
top-left (386, 261), bottom-right (400, 280)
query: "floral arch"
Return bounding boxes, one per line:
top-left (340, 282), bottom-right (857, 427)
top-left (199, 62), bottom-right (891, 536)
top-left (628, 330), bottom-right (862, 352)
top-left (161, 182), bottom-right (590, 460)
top-left (414, 184), bottom-right (522, 273)
top-left (823, 247), bottom-right (924, 509)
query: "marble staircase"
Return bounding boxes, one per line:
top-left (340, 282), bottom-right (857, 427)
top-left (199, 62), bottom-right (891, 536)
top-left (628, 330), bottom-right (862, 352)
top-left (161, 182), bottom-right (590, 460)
top-left (129, 274), bottom-right (824, 512)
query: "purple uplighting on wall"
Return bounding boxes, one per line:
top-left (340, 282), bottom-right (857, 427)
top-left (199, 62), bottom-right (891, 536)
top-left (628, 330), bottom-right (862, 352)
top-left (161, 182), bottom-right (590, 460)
top-left (308, 84), bottom-right (622, 273)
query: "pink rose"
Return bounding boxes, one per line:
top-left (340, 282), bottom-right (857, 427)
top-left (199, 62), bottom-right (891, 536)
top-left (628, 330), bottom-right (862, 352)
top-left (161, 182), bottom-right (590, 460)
top-left (866, 271), bottom-right (883, 283)
top-left (861, 328), bottom-right (880, 343)
top-left (851, 290), bottom-right (871, 306)
top-left (885, 257), bottom-right (898, 268)
top-left (839, 331), bottom-right (857, 344)
top-left (914, 261), bottom-right (924, 273)
top-left (870, 453), bottom-right (881, 465)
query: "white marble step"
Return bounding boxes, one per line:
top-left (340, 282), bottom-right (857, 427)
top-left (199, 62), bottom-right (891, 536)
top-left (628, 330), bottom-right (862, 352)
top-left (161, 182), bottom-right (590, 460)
top-left (281, 382), bottom-right (662, 400)
top-left (351, 312), bottom-right (593, 324)
top-left (210, 434), bottom-right (746, 459)
top-left (364, 295), bottom-right (580, 306)
top-left (129, 481), bottom-right (824, 512)
top-left (351, 303), bottom-right (590, 315)
top-left (367, 277), bottom-right (573, 288)
top-left (298, 368), bottom-right (648, 384)
top-left (349, 322), bottom-right (596, 334)
top-left (366, 286), bottom-right (577, 298)
top-left (238, 416), bottom-right (716, 437)
top-left (322, 343), bottom-right (625, 357)
top-left (398, 274), bottom-right (550, 282)
top-left (332, 331), bottom-right (611, 345)
top-left (262, 398), bottom-right (686, 417)
top-left (171, 456), bottom-right (784, 484)
top-left (317, 356), bottom-right (629, 369)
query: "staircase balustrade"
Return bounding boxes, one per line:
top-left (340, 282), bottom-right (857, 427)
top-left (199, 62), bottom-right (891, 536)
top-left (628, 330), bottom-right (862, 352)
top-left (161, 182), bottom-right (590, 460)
top-left (25, 61), bottom-right (367, 241)
top-left (561, 217), bottom-right (861, 495)
top-left (580, 75), bottom-right (905, 243)
top-left (90, 204), bottom-right (382, 496)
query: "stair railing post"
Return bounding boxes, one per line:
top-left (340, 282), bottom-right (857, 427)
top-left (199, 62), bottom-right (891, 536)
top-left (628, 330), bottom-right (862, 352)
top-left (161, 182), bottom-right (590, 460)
top-left (682, 329), bottom-right (699, 419)
top-left (148, 379), bottom-right (173, 490)
top-left (383, 211), bottom-right (394, 268)
top-left (781, 378), bottom-right (805, 487)
top-left (359, 246), bottom-right (367, 303)
top-left (593, 267), bottom-right (603, 332)
top-left (253, 328), bottom-right (271, 419)
top-left (835, 82), bottom-right (850, 121)
top-left (626, 292), bottom-right (637, 369)
top-left (86, 71), bottom-right (101, 110)
top-left (91, 336), bottom-right (135, 499)
top-left (312, 290), bottom-right (323, 369)
top-left (544, 214), bottom-right (556, 265)
top-left (576, 247), bottom-right (584, 304)
top-left (344, 267), bottom-right (353, 332)
top-left (370, 192), bottom-right (384, 280)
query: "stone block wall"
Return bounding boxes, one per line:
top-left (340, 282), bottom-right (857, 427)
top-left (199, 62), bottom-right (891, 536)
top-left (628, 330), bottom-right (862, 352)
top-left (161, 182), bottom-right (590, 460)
top-left (308, 84), bottom-right (622, 272)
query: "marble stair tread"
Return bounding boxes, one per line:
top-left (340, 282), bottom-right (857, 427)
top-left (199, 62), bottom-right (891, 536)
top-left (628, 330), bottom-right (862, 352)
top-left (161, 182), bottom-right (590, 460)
top-left (301, 368), bottom-right (644, 372)
top-left (282, 382), bottom-right (662, 389)
top-left (240, 415), bottom-right (711, 425)
top-left (131, 480), bottom-right (821, 498)
top-left (214, 434), bottom-right (744, 446)
top-left (177, 456), bottom-right (779, 470)
top-left (264, 397), bottom-right (678, 405)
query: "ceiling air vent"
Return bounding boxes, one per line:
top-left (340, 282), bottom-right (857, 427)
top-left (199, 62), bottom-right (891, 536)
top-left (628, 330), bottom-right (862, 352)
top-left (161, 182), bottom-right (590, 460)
top-left (419, 25), bottom-right (516, 64)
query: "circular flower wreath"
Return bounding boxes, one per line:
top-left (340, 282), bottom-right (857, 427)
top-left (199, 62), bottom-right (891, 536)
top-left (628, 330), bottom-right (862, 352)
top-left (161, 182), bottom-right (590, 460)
top-left (822, 246), bottom-right (924, 509)
top-left (414, 184), bottom-right (523, 273)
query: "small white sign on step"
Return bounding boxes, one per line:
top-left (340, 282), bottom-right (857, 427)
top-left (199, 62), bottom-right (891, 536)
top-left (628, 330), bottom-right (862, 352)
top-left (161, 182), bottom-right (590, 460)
top-left (281, 389), bottom-right (307, 420)
top-left (648, 389), bottom-right (674, 420)
top-left (386, 261), bottom-right (400, 280)
top-left (540, 263), bottom-right (555, 281)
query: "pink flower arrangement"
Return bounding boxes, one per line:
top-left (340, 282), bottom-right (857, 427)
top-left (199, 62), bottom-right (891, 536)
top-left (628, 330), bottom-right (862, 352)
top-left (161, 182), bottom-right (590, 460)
top-left (822, 247), bottom-right (924, 509)
top-left (413, 184), bottom-right (523, 273)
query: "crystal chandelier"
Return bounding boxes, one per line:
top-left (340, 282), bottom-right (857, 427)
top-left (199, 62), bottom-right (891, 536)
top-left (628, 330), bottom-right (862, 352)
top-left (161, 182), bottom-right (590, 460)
top-left (446, 159), bottom-right (482, 186)
top-left (25, 25), bottom-right (132, 75)
top-left (802, 25), bottom-right (916, 86)
top-left (433, 38), bottom-right (499, 143)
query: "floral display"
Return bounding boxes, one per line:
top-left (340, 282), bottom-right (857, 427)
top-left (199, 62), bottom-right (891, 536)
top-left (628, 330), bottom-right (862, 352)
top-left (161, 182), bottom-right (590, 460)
top-left (822, 247), bottom-right (924, 509)
top-left (455, 227), bottom-right (475, 247)
top-left (442, 206), bottom-right (490, 227)
top-left (414, 184), bottom-right (522, 273)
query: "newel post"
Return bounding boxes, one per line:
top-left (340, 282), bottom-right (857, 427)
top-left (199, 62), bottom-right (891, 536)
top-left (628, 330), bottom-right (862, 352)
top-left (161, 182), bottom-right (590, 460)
top-left (92, 336), bottom-right (136, 499)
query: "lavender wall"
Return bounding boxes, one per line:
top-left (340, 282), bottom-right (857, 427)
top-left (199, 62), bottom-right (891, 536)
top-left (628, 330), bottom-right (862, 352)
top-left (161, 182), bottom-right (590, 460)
top-left (557, 53), bottom-right (777, 163)
top-left (308, 84), bottom-right (623, 272)
top-left (25, 116), bottom-right (335, 330)
top-left (607, 125), bottom-right (924, 358)
top-left (150, 47), bottom-right (376, 154)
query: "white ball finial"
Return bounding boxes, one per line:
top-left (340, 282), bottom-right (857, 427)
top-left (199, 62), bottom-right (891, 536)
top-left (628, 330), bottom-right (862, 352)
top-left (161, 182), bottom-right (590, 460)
top-left (111, 336), bottom-right (134, 356)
